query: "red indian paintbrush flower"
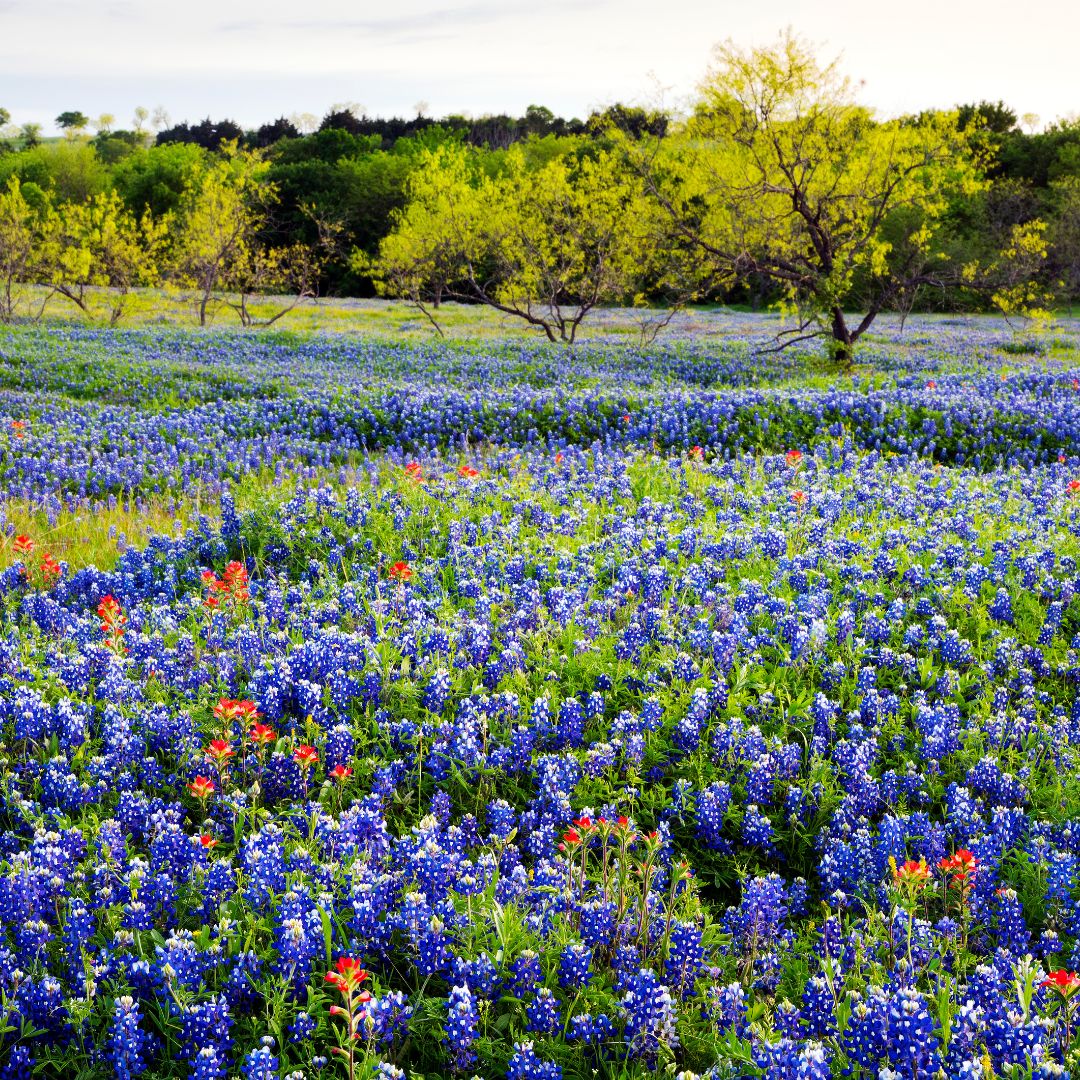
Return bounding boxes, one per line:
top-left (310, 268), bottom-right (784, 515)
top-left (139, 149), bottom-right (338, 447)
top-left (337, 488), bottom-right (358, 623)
top-left (458, 464), bottom-right (479, 478)
top-left (785, 449), bottom-right (803, 467)
top-left (215, 697), bottom-right (261, 725)
top-left (293, 744), bottom-right (319, 768)
top-left (330, 764), bottom-right (353, 782)
top-left (205, 739), bottom-right (235, 766)
top-left (97, 595), bottom-right (128, 654)
top-left (202, 569), bottom-right (222, 609)
top-left (404, 462), bottom-right (423, 481)
top-left (222, 561), bottom-right (249, 602)
top-left (939, 849), bottom-right (978, 879)
top-left (1042, 970), bottom-right (1080, 998)
top-left (325, 957), bottom-right (369, 995)
top-left (688, 446), bottom-right (704, 461)
top-left (187, 776), bottom-right (215, 799)
top-left (97, 594), bottom-right (124, 625)
top-left (250, 722), bottom-right (277, 746)
top-left (892, 857), bottom-right (931, 888)
top-left (13, 535), bottom-right (33, 556)
top-left (214, 698), bottom-right (239, 723)
top-left (1069, 480), bottom-right (1080, 494)
top-left (203, 563), bottom-right (250, 608)
top-left (10, 419), bottom-right (25, 438)
top-left (388, 561), bottom-right (413, 582)
top-left (790, 490), bottom-right (806, 506)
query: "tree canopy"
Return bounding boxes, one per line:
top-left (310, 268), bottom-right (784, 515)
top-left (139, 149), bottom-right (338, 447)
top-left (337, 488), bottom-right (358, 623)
top-left (618, 32), bottom-right (986, 359)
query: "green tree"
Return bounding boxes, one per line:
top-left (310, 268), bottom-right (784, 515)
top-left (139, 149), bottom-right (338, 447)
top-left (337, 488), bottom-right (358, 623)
top-left (621, 31), bottom-right (986, 362)
top-left (172, 146), bottom-right (271, 325)
top-left (3, 141), bottom-right (107, 202)
top-left (371, 143), bottom-right (671, 342)
top-left (0, 177), bottom-right (55, 321)
top-left (56, 110), bottom-right (89, 134)
top-left (111, 142), bottom-right (207, 218)
top-left (49, 191), bottom-right (168, 324)
top-left (19, 124), bottom-right (42, 150)
top-left (957, 100), bottom-right (1018, 135)
top-left (171, 145), bottom-right (324, 327)
top-left (1049, 178), bottom-right (1080, 308)
top-left (220, 208), bottom-right (339, 327)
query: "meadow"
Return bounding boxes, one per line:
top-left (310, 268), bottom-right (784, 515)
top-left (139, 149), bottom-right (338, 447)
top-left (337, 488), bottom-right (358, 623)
top-left (2, 312), bottom-right (1080, 1079)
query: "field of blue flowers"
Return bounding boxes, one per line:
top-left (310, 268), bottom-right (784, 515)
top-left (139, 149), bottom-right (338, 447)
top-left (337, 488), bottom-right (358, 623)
top-left (3, 317), bottom-right (1080, 1080)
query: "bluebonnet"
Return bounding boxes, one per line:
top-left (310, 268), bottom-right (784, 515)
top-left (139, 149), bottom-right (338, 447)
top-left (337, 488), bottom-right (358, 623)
top-left (444, 983), bottom-right (478, 1073)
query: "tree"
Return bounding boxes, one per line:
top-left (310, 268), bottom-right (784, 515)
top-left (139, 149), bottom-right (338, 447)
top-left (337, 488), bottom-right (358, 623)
top-left (49, 191), bottom-right (167, 324)
top-left (252, 116), bottom-right (300, 148)
top-left (92, 129), bottom-right (142, 165)
top-left (222, 208), bottom-right (340, 327)
top-left (158, 118), bottom-right (244, 151)
top-left (957, 100), bottom-right (1018, 135)
top-left (38, 141), bottom-right (107, 202)
top-left (963, 219), bottom-right (1052, 322)
top-left (371, 143), bottom-right (670, 342)
top-left (1051, 178), bottom-right (1080, 308)
top-left (588, 104), bottom-right (668, 139)
top-left (523, 104), bottom-right (555, 135)
top-left (320, 109), bottom-right (366, 136)
top-left (290, 112), bottom-right (319, 135)
top-left (171, 145), bottom-right (324, 327)
top-left (172, 146), bottom-right (271, 325)
top-left (0, 108), bottom-right (10, 128)
top-left (56, 110), bottom-right (89, 134)
top-left (19, 124), bottom-right (42, 150)
top-left (111, 142), bottom-right (206, 218)
top-left (621, 32), bottom-right (985, 363)
top-left (0, 177), bottom-right (55, 321)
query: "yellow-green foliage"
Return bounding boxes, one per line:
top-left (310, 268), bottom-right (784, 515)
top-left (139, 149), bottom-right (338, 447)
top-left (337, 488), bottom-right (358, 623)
top-left (626, 31), bottom-right (987, 350)
top-left (171, 145), bottom-right (269, 324)
top-left (0, 176), bottom-right (52, 320)
top-left (49, 191), bottom-right (168, 324)
top-left (370, 142), bottom-right (675, 341)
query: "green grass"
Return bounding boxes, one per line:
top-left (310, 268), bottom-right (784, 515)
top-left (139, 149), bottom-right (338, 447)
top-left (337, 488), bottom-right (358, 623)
top-left (11, 283), bottom-right (1073, 346)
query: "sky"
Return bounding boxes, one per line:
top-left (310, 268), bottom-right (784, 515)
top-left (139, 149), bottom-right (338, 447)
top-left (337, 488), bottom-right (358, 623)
top-left (1, 0), bottom-right (1077, 136)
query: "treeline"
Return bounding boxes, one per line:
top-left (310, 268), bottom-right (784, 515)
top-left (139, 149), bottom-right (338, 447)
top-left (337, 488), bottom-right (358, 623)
top-left (155, 103), bottom-right (666, 153)
top-left (0, 102), bottom-right (668, 311)
top-left (0, 36), bottom-right (1078, 354)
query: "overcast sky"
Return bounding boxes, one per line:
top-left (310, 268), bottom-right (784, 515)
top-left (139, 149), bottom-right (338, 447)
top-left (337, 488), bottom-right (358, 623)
top-left (2, 0), bottom-right (1077, 135)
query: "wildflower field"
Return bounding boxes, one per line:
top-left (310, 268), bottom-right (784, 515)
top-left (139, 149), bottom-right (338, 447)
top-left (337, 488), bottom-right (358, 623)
top-left (5, 315), bottom-right (1080, 1080)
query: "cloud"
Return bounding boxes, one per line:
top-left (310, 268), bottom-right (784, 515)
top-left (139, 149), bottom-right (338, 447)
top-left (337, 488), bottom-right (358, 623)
top-left (217, 0), bottom-right (597, 41)
top-left (3, 0), bottom-right (1077, 136)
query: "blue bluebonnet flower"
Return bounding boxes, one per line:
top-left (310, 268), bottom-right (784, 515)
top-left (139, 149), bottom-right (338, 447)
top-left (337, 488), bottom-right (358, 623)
top-left (444, 983), bottom-right (478, 1073)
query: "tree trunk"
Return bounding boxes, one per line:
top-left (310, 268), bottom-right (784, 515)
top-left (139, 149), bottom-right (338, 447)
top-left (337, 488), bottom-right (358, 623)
top-left (830, 307), bottom-right (854, 367)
